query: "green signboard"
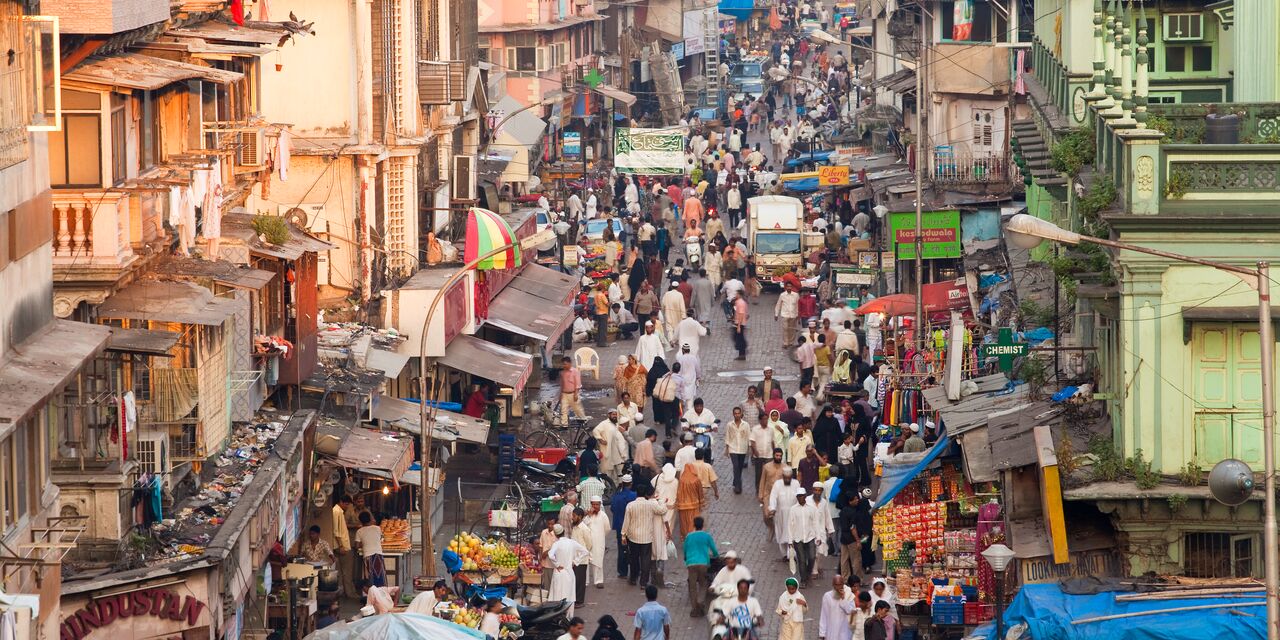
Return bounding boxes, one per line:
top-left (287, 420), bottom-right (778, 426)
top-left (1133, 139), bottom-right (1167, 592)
top-left (979, 327), bottom-right (1028, 372)
top-left (889, 210), bottom-right (961, 260)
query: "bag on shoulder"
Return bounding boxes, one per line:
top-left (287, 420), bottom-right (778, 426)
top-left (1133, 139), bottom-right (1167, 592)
top-left (654, 374), bottom-right (678, 402)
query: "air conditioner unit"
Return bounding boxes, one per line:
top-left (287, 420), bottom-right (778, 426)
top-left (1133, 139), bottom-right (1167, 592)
top-left (276, 204), bottom-right (331, 286)
top-left (452, 155), bottom-right (476, 201)
top-left (237, 129), bottom-right (266, 167)
top-left (1163, 13), bottom-right (1204, 41)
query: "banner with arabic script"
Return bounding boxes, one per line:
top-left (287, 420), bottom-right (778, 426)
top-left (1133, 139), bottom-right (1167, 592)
top-left (614, 127), bottom-right (688, 175)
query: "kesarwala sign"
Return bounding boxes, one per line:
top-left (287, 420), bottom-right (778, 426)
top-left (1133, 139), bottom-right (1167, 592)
top-left (60, 589), bottom-right (206, 640)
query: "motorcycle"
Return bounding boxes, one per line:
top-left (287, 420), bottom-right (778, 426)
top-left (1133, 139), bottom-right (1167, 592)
top-left (509, 598), bottom-right (573, 640)
top-left (711, 586), bottom-right (742, 640)
top-left (680, 418), bottom-right (720, 464)
top-left (685, 235), bottom-right (704, 267)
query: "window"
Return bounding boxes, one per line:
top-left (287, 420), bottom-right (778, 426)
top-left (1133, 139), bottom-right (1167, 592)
top-left (972, 108), bottom-right (994, 151)
top-left (478, 35), bottom-right (491, 63)
top-left (110, 93), bottom-right (127, 185)
top-left (1184, 532), bottom-right (1258, 578)
top-left (1191, 46), bottom-right (1213, 72)
top-left (0, 436), bottom-right (14, 530)
top-left (142, 90), bottom-right (161, 168)
top-left (939, 0), bottom-right (996, 42)
top-left (135, 438), bottom-right (160, 476)
top-left (48, 88), bottom-right (102, 187)
top-left (1165, 45), bottom-right (1186, 73)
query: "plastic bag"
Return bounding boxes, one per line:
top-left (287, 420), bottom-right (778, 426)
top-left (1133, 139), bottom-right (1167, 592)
top-left (787, 545), bottom-right (797, 575)
top-left (666, 539), bottom-right (677, 560)
top-left (366, 586), bottom-right (395, 614)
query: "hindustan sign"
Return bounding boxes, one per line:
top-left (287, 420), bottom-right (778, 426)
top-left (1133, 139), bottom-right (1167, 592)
top-left (60, 589), bottom-right (207, 640)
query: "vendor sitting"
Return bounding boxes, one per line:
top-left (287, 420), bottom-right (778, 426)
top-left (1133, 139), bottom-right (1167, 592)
top-left (572, 311), bottom-right (595, 343)
top-left (299, 525), bottom-right (336, 566)
top-left (405, 579), bottom-right (453, 616)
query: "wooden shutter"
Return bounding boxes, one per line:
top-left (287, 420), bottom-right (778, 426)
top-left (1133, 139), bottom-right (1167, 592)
top-left (419, 61), bottom-right (449, 105)
top-left (448, 61), bottom-right (466, 102)
top-left (452, 154), bottom-right (475, 201)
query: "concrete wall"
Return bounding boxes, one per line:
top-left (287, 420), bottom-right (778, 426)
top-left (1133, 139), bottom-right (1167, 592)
top-left (1113, 233), bottom-right (1280, 475)
top-left (41, 0), bottom-right (169, 34)
top-left (930, 43), bottom-right (1009, 95)
top-left (254, 156), bottom-right (360, 291)
top-left (259, 0), bottom-right (358, 138)
top-left (0, 113), bottom-right (53, 358)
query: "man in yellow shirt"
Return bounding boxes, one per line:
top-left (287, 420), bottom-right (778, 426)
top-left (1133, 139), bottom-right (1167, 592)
top-left (332, 497), bottom-right (356, 597)
top-left (593, 284), bottom-right (611, 347)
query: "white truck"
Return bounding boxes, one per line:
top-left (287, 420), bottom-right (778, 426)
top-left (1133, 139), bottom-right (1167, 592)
top-left (747, 195), bottom-right (805, 285)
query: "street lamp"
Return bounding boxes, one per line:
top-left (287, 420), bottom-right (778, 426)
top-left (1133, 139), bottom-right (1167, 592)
top-left (1004, 213), bottom-right (1280, 640)
top-left (980, 543), bottom-right (1016, 640)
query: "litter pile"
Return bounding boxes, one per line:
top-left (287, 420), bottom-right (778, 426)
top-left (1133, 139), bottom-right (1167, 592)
top-left (151, 414), bottom-right (290, 560)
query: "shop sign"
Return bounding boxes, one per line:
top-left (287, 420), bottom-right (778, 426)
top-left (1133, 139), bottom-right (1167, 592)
top-left (978, 327), bottom-right (1027, 372)
top-left (443, 279), bottom-right (469, 345)
top-left (614, 128), bottom-right (687, 176)
top-left (60, 590), bottom-right (207, 640)
top-left (1018, 549), bottom-right (1122, 584)
top-left (817, 165), bottom-right (850, 186)
top-left (889, 210), bottom-right (961, 260)
top-left (562, 131), bottom-right (581, 160)
top-left (671, 42), bottom-right (685, 60)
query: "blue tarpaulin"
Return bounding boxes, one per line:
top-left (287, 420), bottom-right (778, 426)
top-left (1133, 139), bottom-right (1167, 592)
top-left (784, 150), bottom-right (834, 167)
top-left (871, 433), bottom-right (950, 511)
top-left (782, 178), bottom-right (820, 192)
top-left (968, 582), bottom-right (1267, 640)
top-left (719, 0), bottom-right (754, 20)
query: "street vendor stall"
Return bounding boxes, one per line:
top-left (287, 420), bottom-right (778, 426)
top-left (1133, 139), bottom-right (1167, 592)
top-left (873, 438), bottom-right (1003, 637)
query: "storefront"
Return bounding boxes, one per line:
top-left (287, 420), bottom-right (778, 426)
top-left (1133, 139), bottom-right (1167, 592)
top-left (60, 571), bottom-right (214, 640)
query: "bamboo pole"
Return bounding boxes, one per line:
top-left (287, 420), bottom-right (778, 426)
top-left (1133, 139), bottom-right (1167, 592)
top-left (1115, 587), bottom-right (1265, 601)
top-left (1071, 601), bottom-right (1266, 625)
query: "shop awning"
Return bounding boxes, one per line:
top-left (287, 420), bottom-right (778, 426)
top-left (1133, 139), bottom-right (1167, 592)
top-left (438, 335), bottom-right (533, 392)
top-left (485, 287), bottom-right (573, 343)
top-left (105, 327), bottom-right (181, 357)
top-left (508, 263), bottom-right (578, 305)
top-left (0, 320), bottom-right (111, 430)
top-left (66, 53), bottom-right (244, 90)
top-left (335, 428), bottom-right (414, 484)
top-left (870, 68), bottom-right (916, 93)
top-left (154, 255), bottom-right (277, 290)
top-left (591, 84), bottom-right (637, 106)
top-left (366, 345), bottom-right (413, 378)
top-left (370, 396), bottom-right (492, 444)
top-left (872, 433), bottom-right (951, 511)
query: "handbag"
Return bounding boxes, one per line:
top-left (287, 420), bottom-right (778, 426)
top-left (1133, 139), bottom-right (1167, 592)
top-left (488, 502), bottom-right (519, 528)
top-left (655, 374), bottom-right (678, 402)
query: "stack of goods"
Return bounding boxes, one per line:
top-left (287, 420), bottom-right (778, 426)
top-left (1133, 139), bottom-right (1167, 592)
top-left (514, 542), bottom-right (540, 571)
top-left (883, 503), bottom-right (945, 565)
top-left (437, 601), bottom-right (478, 627)
top-left (381, 518), bottom-right (411, 552)
top-left (447, 533), bottom-right (519, 574)
top-left (498, 613), bottom-right (523, 639)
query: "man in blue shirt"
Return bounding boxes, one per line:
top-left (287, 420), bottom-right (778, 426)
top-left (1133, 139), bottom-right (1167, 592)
top-left (611, 474), bottom-right (638, 578)
top-left (683, 516), bottom-right (720, 617)
top-left (633, 585), bottom-right (671, 640)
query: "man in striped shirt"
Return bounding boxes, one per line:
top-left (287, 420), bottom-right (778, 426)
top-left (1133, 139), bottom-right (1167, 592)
top-left (621, 486), bottom-right (669, 588)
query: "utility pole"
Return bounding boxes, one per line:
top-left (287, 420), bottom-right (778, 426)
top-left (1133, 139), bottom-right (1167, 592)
top-left (913, 5), bottom-right (926, 349)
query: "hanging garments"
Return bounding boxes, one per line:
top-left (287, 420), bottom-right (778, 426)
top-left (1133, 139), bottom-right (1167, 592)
top-left (202, 158), bottom-right (224, 240)
top-left (276, 129), bottom-right (291, 181)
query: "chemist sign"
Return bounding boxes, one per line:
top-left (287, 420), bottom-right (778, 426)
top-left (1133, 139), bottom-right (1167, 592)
top-left (889, 209), bottom-right (961, 260)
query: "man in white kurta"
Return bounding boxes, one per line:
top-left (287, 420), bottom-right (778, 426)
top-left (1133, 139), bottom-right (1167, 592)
top-left (712, 550), bottom-right (754, 590)
top-left (818, 575), bottom-right (857, 640)
top-left (593, 411), bottom-right (628, 480)
top-left (581, 497), bottom-right (612, 587)
top-left (787, 494), bottom-right (820, 585)
top-left (634, 321), bottom-right (665, 370)
top-left (768, 469), bottom-right (804, 555)
top-left (547, 525), bottom-right (590, 618)
top-left (661, 288), bottom-right (687, 340)
top-left (676, 313), bottom-right (708, 356)
top-left (674, 347), bottom-right (701, 405)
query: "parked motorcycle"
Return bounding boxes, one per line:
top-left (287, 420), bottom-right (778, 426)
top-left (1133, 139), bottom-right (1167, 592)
top-left (516, 599), bottom-right (573, 640)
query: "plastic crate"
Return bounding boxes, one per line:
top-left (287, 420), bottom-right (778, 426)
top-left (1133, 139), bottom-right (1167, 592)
top-left (980, 604), bottom-right (996, 621)
top-left (540, 498), bottom-right (565, 513)
top-left (932, 603), bottom-right (965, 626)
top-left (964, 602), bottom-right (980, 625)
top-left (960, 585), bottom-right (978, 601)
top-left (522, 447), bottom-right (569, 465)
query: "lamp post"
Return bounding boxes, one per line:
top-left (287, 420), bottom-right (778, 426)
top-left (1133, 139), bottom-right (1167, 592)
top-left (1004, 213), bottom-right (1279, 640)
top-left (981, 542), bottom-right (1016, 640)
top-left (418, 242), bottom-right (521, 575)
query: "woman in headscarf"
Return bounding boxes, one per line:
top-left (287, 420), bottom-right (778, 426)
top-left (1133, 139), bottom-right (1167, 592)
top-left (832, 349), bottom-right (854, 387)
top-left (764, 387), bottom-right (788, 416)
top-left (675, 462), bottom-right (704, 540)
top-left (649, 464), bottom-right (677, 580)
top-left (812, 405), bottom-right (842, 464)
top-left (592, 615), bottom-right (626, 640)
top-left (870, 577), bottom-right (898, 638)
top-left (612, 355), bottom-right (630, 400)
top-left (579, 436), bottom-right (601, 479)
top-left (622, 355), bottom-right (648, 410)
top-left (768, 409), bottom-right (790, 453)
top-left (647, 356), bottom-right (679, 437)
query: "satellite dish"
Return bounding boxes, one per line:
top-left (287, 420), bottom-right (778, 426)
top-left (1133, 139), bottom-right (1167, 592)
top-left (284, 207), bottom-right (309, 229)
top-left (1209, 458), bottom-right (1255, 506)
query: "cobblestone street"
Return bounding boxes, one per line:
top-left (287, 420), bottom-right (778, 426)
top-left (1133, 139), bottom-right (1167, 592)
top-left (548, 290), bottom-right (836, 640)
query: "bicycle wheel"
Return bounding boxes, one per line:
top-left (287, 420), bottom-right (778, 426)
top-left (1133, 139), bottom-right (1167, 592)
top-left (522, 429), bottom-right (566, 449)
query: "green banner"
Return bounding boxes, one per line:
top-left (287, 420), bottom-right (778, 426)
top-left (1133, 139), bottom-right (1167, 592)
top-left (889, 210), bottom-right (961, 260)
top-left (614, 127), bottom-right (687, 175)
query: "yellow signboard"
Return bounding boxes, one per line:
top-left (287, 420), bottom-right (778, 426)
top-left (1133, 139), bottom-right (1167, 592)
top-left (817, 165), bottom-right (850, 186)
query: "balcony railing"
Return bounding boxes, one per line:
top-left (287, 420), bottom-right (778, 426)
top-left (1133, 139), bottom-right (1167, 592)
top-left (51, 191), bottom-right (133, 265)
top-left (931, 152), bottom-right (1009, 184)
top-left (1030, 35), bottom-right (1070, 117)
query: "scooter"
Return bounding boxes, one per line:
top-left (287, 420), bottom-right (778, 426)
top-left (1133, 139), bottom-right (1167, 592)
top-left (680, 418), bottom-right (720, 464)
top-left (516, 599), bottom-right (574, 640)
top-left (709, 584), bottom-right (736, 640)
top-left (685, 236), bottom-right (703, 267)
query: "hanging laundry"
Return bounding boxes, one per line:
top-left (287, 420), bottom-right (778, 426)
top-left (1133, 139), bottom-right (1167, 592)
top-left (178, 186), bottom-right (197, 256)
top-left (202, 158), bottom-right (223, 240)
top-left (167, 186), bottom-right (182, 227)
top-left (276, 129), bottom-right (290, 181)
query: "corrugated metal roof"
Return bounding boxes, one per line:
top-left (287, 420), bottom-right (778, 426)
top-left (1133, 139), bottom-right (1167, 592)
top-left (219, 212), bottom-right (335, 260)
top-left (479, 14), bottom-right (607, 33)
top-left (0, 320), bottom-right (111, 428)
top-left (66, 53), bottom-right (245, 90)
top-left (97, 280), bottom-right (240, 326)
top-left (105, 327), bottom-right (181, 357)
top-left (154, 255), bottom-right (277, 290)
top-left (166, 22), bottom-right (287, 45)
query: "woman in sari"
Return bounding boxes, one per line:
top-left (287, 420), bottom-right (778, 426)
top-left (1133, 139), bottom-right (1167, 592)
top-left (612, 356), bottom-right (630, 400)
top-left (675, 463), bottom-right (704, 540)
top-left (621, 355), bottom-right (649, 410)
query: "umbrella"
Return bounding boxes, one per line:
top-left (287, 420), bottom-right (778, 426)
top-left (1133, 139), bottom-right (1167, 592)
top-left (854, 293), bottom-right (918, 317)
top-left (306, 612), bottom-right (488, 640)
top-left (465, 207), bottom-right (522, 270)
